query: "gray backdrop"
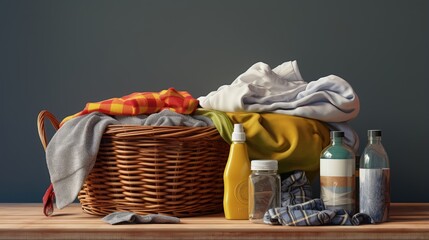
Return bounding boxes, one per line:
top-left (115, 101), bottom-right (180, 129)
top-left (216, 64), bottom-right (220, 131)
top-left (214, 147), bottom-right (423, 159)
top-left (1, 0), bottom-right (428, 203)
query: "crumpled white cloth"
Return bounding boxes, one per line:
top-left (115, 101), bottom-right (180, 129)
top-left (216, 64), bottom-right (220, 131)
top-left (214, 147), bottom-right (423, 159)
top-left (198, 61), bottom-right (360, 151)
top-left (198, 61), bottom-right (359, 122)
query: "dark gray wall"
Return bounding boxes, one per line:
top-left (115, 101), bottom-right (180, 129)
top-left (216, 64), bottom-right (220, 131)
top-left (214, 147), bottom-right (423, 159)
top-left (1, 0), bottom-right (428, 203)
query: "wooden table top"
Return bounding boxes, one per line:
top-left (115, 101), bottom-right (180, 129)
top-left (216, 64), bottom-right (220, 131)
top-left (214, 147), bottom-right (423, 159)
top-left (1, 203), bottom-right (428, 240)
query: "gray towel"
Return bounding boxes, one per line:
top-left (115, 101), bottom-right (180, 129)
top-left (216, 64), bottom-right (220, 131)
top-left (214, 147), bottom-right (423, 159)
top-left (115, 109), bottom-right (213, 127)
top-left (102, 212), bottom-right (180, 225)
top-left (46, 112), bottom-right (118, 209)
top-left (46, 110), bottom-right (213, 210)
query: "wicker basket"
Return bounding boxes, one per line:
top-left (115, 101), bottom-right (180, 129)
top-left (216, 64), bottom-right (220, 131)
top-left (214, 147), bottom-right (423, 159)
top-left (38, 110), bottom-right (229, 217)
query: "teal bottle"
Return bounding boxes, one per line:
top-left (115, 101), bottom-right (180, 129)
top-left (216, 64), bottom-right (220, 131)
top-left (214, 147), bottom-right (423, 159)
top-left (320, 131), bottom-right (356, 215)
top-left (359, 130), bottom-right (390, 223)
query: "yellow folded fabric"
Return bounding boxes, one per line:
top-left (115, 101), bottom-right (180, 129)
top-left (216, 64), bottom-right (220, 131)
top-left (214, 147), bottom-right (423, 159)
top-left (226, 112), bottom-right (330, 179)
top-left (194, 108), bottom-right (234, 144)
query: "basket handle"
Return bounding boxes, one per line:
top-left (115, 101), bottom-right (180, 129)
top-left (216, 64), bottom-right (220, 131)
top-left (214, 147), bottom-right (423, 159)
top-left (37, 110), bottom-right (60, 151)
top-left (37, 110), bottom-right (60, 216)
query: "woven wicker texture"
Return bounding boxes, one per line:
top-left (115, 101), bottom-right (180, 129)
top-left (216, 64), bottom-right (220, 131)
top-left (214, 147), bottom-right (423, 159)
top-left (38, 110), bottom-right (229, 217)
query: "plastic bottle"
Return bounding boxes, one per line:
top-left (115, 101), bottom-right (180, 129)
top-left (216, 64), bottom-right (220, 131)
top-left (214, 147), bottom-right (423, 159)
top-left (320, 131), bottom-right (356, 215)
top-left (359, 130), bottom-right (390, 223)
top-left (223, 124), bottom-right (251, 220)
top-left (248, 160), bottom-right (281, 223)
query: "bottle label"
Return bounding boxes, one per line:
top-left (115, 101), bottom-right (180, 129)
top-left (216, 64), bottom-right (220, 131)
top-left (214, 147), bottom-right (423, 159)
top-left (320, 159), bottom-right (355, 213)
top-left (359, 168), bottom-right (390, 222)
top-left (234, 180), bottom-right (248, 205)
top-left (320, 159), bottom-right (355, 177)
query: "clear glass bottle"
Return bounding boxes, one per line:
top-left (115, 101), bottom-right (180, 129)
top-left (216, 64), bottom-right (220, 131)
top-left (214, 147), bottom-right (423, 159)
top-left (224, 124), bottom-right (251, 220)
top-left (359, 130), bottom-right (390, 223)
top-left (248, 160), bottom-right (281, 223)
top-left (320, 131), bottom-right (356, 215)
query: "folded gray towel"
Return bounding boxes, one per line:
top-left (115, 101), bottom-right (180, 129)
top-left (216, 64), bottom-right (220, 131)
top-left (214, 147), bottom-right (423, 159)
top-left (102, 212), bottom-right (180, 225)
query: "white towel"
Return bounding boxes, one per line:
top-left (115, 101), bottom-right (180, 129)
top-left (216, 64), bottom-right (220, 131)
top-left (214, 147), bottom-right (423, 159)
top-left (198, 61), bottom-right (359, 122)
top-left (198, 61), bottom-right (360, 151)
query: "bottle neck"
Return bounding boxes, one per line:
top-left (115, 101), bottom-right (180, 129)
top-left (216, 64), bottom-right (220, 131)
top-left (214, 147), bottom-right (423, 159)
top-left (368, 136), bottom-right (382, 145)
top-left (331, 136), bottom-right (344, 145)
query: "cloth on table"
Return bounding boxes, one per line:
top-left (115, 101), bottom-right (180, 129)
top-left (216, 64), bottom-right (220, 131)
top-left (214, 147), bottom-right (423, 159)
top-left (264, 199), bottom-right (375, 226)
top-left (45, 110), bottom-right (213, 211)
top-left (60, 88), bottom-right (199, 126)
top-left (263, 171), bottom-right (375, 226)
top-left (102, 212), bottom-right (180, 225)
top-left (197, 61), bottom-right (360, 152)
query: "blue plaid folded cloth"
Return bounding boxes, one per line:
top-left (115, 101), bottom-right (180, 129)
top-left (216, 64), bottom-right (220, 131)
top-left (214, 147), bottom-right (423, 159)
top-left (264, 199), bottom-right (374, 226)
top-left (280, 170), bottom-right (313, 206)
top-left (264, 171), bottom-right (375, 226)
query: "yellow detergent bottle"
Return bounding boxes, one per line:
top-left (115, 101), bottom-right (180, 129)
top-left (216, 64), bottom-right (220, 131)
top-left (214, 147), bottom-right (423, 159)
top-left (224, 123), bottom-right (251, 220)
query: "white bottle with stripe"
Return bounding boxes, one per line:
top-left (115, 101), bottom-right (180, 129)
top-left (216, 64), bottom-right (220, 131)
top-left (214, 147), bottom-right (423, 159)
top-left (320, 131), bottom-right (356, 215)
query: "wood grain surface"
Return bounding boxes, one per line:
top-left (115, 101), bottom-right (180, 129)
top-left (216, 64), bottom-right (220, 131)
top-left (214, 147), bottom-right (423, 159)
top-left (1, 203), bottom-right (428, 239)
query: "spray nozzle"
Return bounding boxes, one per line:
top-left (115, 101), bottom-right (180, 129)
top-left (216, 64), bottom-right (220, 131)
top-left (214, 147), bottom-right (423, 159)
top-left (232, 123), bottom-right (246, 142)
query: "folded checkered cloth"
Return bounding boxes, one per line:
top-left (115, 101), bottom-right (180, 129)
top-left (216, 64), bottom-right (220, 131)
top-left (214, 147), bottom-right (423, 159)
top-left (60, 88), bottom-right (199, 126)
top-left (264, 171), bottom-right (375, 226)
top-left (265, 199), bottom-right (375, 226)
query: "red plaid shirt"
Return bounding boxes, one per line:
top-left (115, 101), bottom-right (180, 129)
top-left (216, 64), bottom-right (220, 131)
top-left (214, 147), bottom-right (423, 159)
top-left (60, 88), bottom-right (199, 126)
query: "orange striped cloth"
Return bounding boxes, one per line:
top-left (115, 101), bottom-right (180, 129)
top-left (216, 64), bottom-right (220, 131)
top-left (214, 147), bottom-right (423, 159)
top-left (60, 88), bottom-right (199, 126)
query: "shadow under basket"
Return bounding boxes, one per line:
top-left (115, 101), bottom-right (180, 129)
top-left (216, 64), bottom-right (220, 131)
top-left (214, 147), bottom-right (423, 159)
top-left (38, 111), bottom-right (229, 217)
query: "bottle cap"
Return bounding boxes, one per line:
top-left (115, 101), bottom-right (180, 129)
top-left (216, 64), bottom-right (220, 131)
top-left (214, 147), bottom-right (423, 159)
top-left (368, 130), bottom-right (382, 137)
top-left (251, 160), bottom-right (278, 171)
top-left (330, 131), bottom-right (344, 138)
top-left (232, 123), bottom-right (246, 142)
